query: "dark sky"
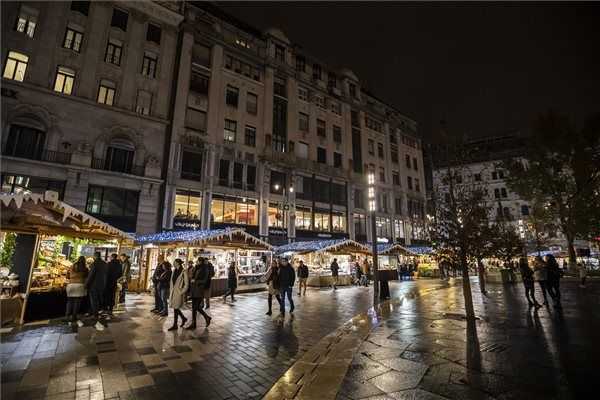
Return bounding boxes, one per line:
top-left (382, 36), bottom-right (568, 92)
top-left (217, 1), bottom-right (600, 142)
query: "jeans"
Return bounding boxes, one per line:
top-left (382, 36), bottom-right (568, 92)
top-left (298, 278), bottom-right (307, 295)
top-left (153, 283), bottom-right (161, 310)
top-left (191, 297), bottom-right (209, 324)
top-left (89, 290), bottom-right (102, 319)
top-left (104, 283), bottom-right (117, 313)
top-left (159, 286), bottom-right (170, 314)
top-left (280, 286), bottom-right (294, 313)
top-left (268, 293), bottom-right (281, 312)
top-left (66, 297), bottom-right (83, 322)
top-left (537, 281), bottom-right (549, 303)
top-left (224, 286), bottom-right (236, 301)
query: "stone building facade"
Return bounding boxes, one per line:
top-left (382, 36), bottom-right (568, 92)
top-left (162, 3), bottom-right (427, 245)
top-left (1, 1), bottom-right (183, 233)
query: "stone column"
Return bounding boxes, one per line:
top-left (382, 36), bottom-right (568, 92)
top-left (258, 163), bottom-right (270, 239)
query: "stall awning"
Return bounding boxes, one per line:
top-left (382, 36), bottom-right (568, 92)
top-left (275, 239), bottom-right (371, 255)
top-left (135, 228), bottom-right (272, 250)
top-left (1, 191), bottom-right (132, 242)
top-left (406, 246), bottom-right (434, 255)
top-left (377, 243), bottom-right (413, 256)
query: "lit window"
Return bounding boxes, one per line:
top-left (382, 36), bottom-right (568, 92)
top-left (105, 38), bottom-right (123, 66)
top-left (53, 66), bottom-right (75, 95)
top-left (15, 6), bottom-right (37, 38)
top-left (97, 80), bottom-right (115, 106)
top-left (63, 27), bottom-right (83, 52)
top-left (141, 51), bottom-right (157, 78)
top-left (3, 51), bottom-right (29, 82)
top-left (224, 119), bottom-right (236, 143)
top-left (135, 90), bottom-right (152, 115)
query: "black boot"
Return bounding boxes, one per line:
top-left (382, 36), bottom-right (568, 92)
top-left (186, 312), bottom-right (197, 330)
top-left (168, 313), bottom-right (178, 331)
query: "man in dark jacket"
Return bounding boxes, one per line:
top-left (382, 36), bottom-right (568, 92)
top-left (118, 254), bottom-right (131, 303)
top-left (86, 252), bottom-right (107, 331)
top-left (204, 259), bottom-right (215, 309)
top-left (278, 258), bottom-right (296, 315)
top-left (104, 254), bottom-right (123, 318)
top-left (330, 258), bottom-right (340, 290)
top-left (186, 258), bottom-right (212, 329)
top-left (151, 257), bottom-right (166, 313)
top-left (158, 260), bottom-right (172, 316)
top-left (297, 261), bottom-right (309, 296)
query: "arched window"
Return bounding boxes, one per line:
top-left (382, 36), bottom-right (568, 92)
top-left (3, 124), bottom-right (45, 160)
top-left (105, 138), bottom-right (134, 173)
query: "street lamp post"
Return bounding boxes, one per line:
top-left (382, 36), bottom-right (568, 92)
top-left (367, 171), bottom-right (379, 303)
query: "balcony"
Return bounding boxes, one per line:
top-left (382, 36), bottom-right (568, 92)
top-left (2, 147), bottom-right (72, 165)
top-left (91, 158), bottom-right (144, 176)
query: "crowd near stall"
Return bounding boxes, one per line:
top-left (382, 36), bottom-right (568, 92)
top-left (0, 191), bottom-right (132, 324)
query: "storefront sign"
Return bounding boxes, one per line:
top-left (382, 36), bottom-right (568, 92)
top-left (173, 220), bottom-right (201, 230)
top-left (269, 228), bottom-right (287, 236)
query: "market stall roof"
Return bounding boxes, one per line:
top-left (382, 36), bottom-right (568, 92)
top-left (275, 239), bottom-right (371, 255)
top-left (377, 243), bottom-right (414, 256)
top-left (1, 191), bottom-right (133, 242)
top-left (406, 246), bottom-right (434, 255)
top-left (135, 228), bottom-right (272, 250)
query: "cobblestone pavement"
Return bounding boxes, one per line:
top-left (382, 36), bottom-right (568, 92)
top-left (336, 279), bottom-right (600, 400)
top-left (0, 280), bottom-right (450, 400)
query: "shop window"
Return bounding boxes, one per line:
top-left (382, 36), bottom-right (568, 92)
top-left (246, 92), bottom-right (258, 115)
top-left (332, 213), bottom-right (346, 233)
top-left (314, 210), bottom-right (330, 232)
top-left (63, 27), bottom-right (83, 52)
top-left (181, 150), bottom-right (202, 181)
top-left (97, 79), bottom-right (115, 106)
top-left (3, 124), bottom-right (45, 160)
top-left (211, 195), bottom-right (258, 226)
top-left (136, 90), bottom-right (152, 116)
top-left (224, 119), bottom-right (236, 143)
top-left (54, 66), bottom-right (75, 95)
top-left (174, 190), bottom-right (202, 221)
top-left (268, 203), bottom-right (286, 228)
top-left (111, 8), bottom-right (128, 31)
top-left (70, 1), bottom-right (90, 16)
top-left (146, 23), bottom-right (161, 44)
top-left (141, 51), bottom-right (157, 78)
top-left (2, 174), bottom-right (65, 199)
top-left (185, 108), bottom-right (206, 132)
top-left (296, 207), bottom-right (312, 230)
top-left (85, 185), bottom-right (139, 232)
top-left (3, 51), bottom-right (28, 82)
top-left (15, 6), bottom-right (37, 38)
top-left (219, 159), bottom-right (229, 187)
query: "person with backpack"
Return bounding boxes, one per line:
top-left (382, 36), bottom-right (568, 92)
top-left (223, 262), bottom-right (240, 303)
top-left (297, 260), bottom-right (309, 296)
top-left (265, 260), bottom-right (282, 315)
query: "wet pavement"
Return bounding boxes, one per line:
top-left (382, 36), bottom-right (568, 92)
top-left (2, 279), bottom-right (598, 400)
top-left (0, 280), bottom-right (448, 400)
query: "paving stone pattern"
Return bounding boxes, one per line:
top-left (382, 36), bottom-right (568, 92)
top-left (336, 279), bottom-right (600, 400)
top-left (1, 281), bottom-right (447, 400)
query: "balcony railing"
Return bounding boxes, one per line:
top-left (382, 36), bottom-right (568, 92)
top-left (91, 158), bottom-right (145, 176)
top-left (2, 147), bottom-right (72, 165)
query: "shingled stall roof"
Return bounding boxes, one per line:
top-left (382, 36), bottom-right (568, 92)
top-left (275, 239), bottom-right (371, 255)
top-left (0, 191), bottom-right (132, 242)
top-left (377, 243), bottom-right (415, 256)
top-left (135, 228), bottom-right (272, 250)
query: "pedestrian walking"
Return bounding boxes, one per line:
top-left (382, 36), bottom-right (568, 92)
top-left (65, 256), bottom-right (88, 327)
top-left (186, 258), bottom-right (212, 329)
top-left (545, 254), bottom-right (562, 308)
top-left (168, 259), bottom-right (189, 331)
top-left (355, 262), bottom-right (363, 286)
top-left (278, 258), bottom-right (295, 315)
top-left (118, 254), bottom-right (131, 304)
top-left (518, 257), bottom-right (541, 308)
top-left (533, 256), bottom-right (550, 305)
top-left (223, 262), bottom-right (239, 302)
top-left (104, 254), bottom-right (122, 319)
top-left (265, 260), bottom-right (282, 315)
top-left (151, 256), bottom-right (166, 313)
top-left (158, 260), bottom-right (172, 316)
top-left (330, 258), bottom-right (340, 290)
top-left (86, 252), bottom-right (107, 331)
top-left (204, 258), bottom-right (215, 308)
top-left (297, 260), bottom-right (309, 296)
top-left (579, 262), bottom-right (588, 288)
top-left (362, 259), bottom-right (370, 287)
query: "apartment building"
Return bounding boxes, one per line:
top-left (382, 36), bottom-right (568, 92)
top-left (1, 1), bottom-right (183, 233)
top-left (162, 3), bottom-right (427, 245)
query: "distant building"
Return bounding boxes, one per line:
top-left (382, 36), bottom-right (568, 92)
top-left (1, 1), bottom-right (183, 233)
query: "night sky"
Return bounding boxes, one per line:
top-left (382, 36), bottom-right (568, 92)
top-left (217, 2), bottom-right (600, 142)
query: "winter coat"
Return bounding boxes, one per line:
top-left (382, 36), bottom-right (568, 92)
top-left (297, 264), bottom-right (309, 278)
top-left (121, 259), bottom-right (131, 282)
top-left (227, 265), bottom-right (238, 289)
top-left (205, 262), bottom-right (215, 289)
top-left (86, 259), bottom-right (107, 293)
top-left (330, 261), bottom-right (340, 277)
top-left (189, 263), bottom-right (209, 298)
top-left (266, 266), bottom-right (280, 295)
top-left (519, 264), bottom-right (534, 286)
top-left (169, 266), bottom-right (189, 309)
top-left (533, 263), bottom-right (547, 281)
top-left (106, 260), bottom-right (123, 288)
top-left (278, 263), bottom-right (296, 288)
top-left (157, 262), bottom-right (172, 289)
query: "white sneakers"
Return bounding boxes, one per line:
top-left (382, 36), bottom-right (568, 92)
top-left (95, 321), bottom-right (105, 331)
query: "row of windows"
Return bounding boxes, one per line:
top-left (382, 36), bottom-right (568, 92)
top-left (3, 51), bottom-right (154, 116)
top-left (298, 114), bottom-right (342, 143)
top-left (297, 87), bottom-right (342, 115)
top-left (224, 54), bottom-right (261, 82)
top-left (366, 139), bottom-right (419, 170)
top-left (225, 86), bottom-right (258, 115)
top-left (221, 119), bottom-right (258, 147)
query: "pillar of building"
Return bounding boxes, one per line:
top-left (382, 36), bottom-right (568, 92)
top-left (201, 145), bottom-right (217, 229)
top-left (258, 164), bottom-right (270, 239)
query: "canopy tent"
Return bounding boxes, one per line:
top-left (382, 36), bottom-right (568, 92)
top-left (275, 239), bottom-right (371, 255)
top-left (406, 246), bottom-right (434, 255)
top-left (377, 243), bottom-right (414, 256)
top-left (1, 191), bottom-right (132, 242)
top-left (135, 228), bottom-right (272, 250)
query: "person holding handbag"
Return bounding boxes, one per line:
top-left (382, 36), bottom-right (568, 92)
top-left (265, 260), bottom-right (282, 315)
top-left (168, 259), bottom-right (189, 331)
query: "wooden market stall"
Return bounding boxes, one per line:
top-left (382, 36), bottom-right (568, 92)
top-left (377, 243), bottom-right (415, 281)
top-left (275, 239), bottom-right (371, 287)
top-left (0, 191), bottom-right (133, 324)
top-left (406, 246), bottom-right (439, 278)
top-left (134, 228), bottom-right (273, 296)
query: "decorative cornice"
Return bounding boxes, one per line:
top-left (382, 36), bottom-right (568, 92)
top-left (127, 1), bottom-right (184, 27)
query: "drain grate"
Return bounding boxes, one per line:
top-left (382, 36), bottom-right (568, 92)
top-left (480, 342), bottom-right (508, 353)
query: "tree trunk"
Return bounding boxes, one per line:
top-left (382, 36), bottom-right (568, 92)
top-left (460, 250), bottom-right (476, 320)
top-left (477, 258), bottom-right (486, 294)
top-left (567, 235), bottom-right (577, 272)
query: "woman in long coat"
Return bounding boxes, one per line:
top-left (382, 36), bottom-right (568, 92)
top-left (168, 258), bottom-right (189, 331)
top-left (265, 260), bottom-right (281, 315)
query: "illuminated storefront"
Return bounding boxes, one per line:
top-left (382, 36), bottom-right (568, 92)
top-left (210, 194), bottom-right (258, 226)
top-left (173, 189), bottom-right (202, 229)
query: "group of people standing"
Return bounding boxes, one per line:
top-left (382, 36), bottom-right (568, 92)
top-left (264, 258), bottom-right (297, 316)
top-left (518, 254), bottom-right (563, 309)
top-left (65, 252), bottom-right (131, 331)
